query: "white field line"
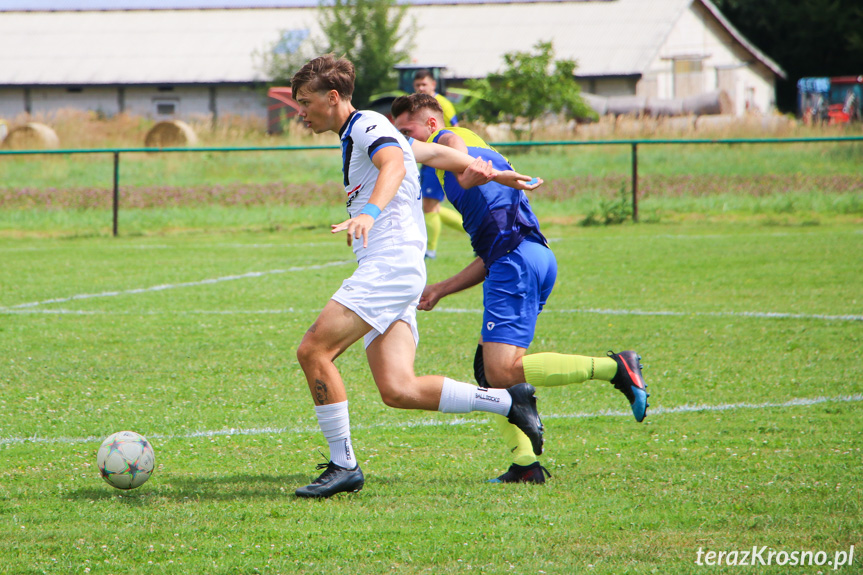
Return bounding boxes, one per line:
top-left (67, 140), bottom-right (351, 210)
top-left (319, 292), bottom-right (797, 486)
top-left (2, 394), bottom-right (861, 447)
top-left (0, 241), bottom-right (342, 252)
top-left (4, 306), bottom-right (862, 322)
top-left (0, 260), bottom-right (353, 311)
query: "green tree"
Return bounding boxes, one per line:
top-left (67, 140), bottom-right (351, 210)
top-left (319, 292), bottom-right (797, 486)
top-left (466, 41), bottom-right (595, 139)
top-left (258, 28), bottom-right (323, 86)
top-left (318, 0), bottom-right (415, 107)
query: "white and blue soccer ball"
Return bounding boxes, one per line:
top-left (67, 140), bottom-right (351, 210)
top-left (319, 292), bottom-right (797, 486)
top-left (96, 431), bottom-right (155, 490)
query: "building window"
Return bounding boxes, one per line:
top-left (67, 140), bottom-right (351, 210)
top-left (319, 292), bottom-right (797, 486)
top-left (153, 99), bottom-right (178, 116)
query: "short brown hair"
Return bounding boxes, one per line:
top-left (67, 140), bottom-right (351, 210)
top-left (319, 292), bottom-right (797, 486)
top-left (413, 68), bottom-right (434, 82)
top-left (391, 93), bottom-right (443, 120)
top-left (291, 54), bottom-right (355, 100)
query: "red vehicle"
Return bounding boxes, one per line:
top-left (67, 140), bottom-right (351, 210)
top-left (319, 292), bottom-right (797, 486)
top-left (267, 87), bottom-right (302, 134)
top-left (798, 76), bottom-right (863, 124)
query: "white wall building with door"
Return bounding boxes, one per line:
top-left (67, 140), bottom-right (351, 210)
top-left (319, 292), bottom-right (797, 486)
top-left (0, 0), bottom-right (785, 123)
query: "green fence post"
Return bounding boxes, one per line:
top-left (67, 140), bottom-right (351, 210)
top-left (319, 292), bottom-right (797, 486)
top-left (112, 151), bottom-right (120, 237)
top-left (631, 142), bottom-right (638, 222)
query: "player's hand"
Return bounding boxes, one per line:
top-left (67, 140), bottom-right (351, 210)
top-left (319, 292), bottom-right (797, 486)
top-left (493, 170), bottom-right (543, 191)
top-left (458, 156), bottom-right (495, 189)
top-left (332, 214), bottom-right (375, 248)
top-left (418, 284), bottom-right (445, 311)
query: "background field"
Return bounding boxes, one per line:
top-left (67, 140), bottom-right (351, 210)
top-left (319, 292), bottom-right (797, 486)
top-left (1, 135), bottom-right (862, 574)
top-left (2, 135), bottom-right (862, 237)
top-left (2, 219), bottom-right (862, 574)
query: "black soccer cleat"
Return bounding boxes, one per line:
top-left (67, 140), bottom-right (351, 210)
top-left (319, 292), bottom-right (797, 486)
top-left (487, 461), bottom-right (551, 484)
top-left (295, 461), bottom-right (365, 499)
top-left (506, 383), bottom-right (544, 455)
top-left (608, 350), bottom-right (649, 422)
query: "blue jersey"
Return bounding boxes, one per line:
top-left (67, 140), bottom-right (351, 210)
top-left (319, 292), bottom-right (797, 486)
top-left (430, 127), bottom-right (546, 268)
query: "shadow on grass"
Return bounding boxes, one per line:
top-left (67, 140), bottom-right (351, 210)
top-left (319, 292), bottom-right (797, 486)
top-left (67, 472), bottom-right (315, 502)
top-left (65, 469), bottom-right (463, 503)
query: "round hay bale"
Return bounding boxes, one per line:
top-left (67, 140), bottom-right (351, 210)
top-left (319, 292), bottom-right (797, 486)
top-left (606, 95), bottom-right (648, 117)
top-left (0, 119), bottom-right (7, 144)
top-left (581, 93), bottom-right (608, 116)
top-left (682, 90), bottom-right (733, 116)
top-left (1, 122), bottom-right (60, 150)
top-left (144, 120), bottom-right (198, 148)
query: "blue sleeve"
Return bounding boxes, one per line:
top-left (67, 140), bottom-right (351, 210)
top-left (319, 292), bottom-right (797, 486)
top-left (367, 136), bottom-right (400, 159)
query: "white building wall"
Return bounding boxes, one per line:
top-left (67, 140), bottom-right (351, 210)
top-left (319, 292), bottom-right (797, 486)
top-left (0, 84), bottom-right (271, 123)
top-left (0, 88), bottom-right (26, 119)
top-left (647, 1), bottom-right (777, 116)
top-left (123, 85), bottom-right (211, 119)
top-left (28, 86), bottom-right (121, 117)
top-left (215, 86), bottom-right (268, 118)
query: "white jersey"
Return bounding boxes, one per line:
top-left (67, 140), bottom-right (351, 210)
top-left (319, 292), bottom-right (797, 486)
top-left (339, 110), bottom-right (426, 260)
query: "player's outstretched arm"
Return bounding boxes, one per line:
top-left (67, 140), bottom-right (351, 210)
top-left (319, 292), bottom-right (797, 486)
top-left (495, 171), bottom-right (543, 191)
top-left (413, 136), bottom-right (543, 191)
top-left (460, 157), bottom-right (543, 191)
top-left (418, 257), bottom-right (486, 311)
top-left (411, 138), bottom-right (475, 172)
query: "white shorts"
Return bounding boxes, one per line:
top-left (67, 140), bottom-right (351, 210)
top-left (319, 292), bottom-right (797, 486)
top-left (332, 245), bottom-right (426, 349)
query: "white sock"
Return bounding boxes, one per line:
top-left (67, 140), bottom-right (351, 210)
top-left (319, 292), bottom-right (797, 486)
top-left (437, 377), bottom-right (512, 416)
top-left (314, 401), bottom-right (356, 469)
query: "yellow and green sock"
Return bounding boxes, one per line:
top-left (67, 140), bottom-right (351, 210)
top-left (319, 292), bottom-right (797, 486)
top-left (522, 352), bottom-right (617, 387)
top-left (424, 211), bottom-right (442, 253)
top-left (494, 414), bottom-right (537, 466)
top-left (439, 206), bottom-right (463, 231)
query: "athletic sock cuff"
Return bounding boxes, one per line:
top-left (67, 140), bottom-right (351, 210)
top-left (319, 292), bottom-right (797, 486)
top-left (521, 354), bottom-right (547, 387)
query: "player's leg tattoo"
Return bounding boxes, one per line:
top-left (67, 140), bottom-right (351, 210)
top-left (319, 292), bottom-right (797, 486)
top-left (314, 379), bottom-right (329, 405)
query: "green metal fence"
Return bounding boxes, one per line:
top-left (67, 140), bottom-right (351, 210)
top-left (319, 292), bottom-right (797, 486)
top-left (2, 136), bottom-right (862, 236)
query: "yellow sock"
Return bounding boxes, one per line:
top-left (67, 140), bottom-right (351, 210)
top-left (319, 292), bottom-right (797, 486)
top-left (494, 414), bottom-right (537, 466)
top-left (522, 353), bottom-right (617, 387)
top-left (425, 211), bottom-right (442, 251)
top-left (439, 206), bottom-right (463, 231)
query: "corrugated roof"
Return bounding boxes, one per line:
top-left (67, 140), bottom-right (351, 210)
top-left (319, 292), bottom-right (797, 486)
top-left (0, 0), bottom-right (613, 10)
top-left (0, 0), bottom-right (782, 86)
top-left (410, 0), bottom-right (691, 79)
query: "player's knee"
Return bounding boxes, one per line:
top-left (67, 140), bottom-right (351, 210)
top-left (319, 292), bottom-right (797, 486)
top-left (295, 339), bottom-right (319, 371)
top-left (378, 386), bottom-right (410, 409)
top-left (483, 363), bottom-right (519, 388)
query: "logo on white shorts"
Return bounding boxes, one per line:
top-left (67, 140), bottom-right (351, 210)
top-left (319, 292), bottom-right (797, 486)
top-left (486, 321), bottom-right (495, 331)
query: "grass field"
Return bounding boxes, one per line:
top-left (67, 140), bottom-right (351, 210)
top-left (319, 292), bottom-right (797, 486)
top-left (2, 215), bottom-right (862, 573)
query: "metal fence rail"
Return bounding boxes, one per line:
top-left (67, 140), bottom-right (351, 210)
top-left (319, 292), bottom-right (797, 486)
top-left (2, 136), bottom-right (862, 235)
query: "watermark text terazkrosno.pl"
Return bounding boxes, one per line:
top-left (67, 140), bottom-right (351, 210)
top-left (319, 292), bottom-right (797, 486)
top-left (695, 546), bottom-right (854, 570)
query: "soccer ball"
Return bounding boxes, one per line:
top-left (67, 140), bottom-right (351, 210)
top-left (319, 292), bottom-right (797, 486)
top-left (96, 431), bottom-right (155, 490)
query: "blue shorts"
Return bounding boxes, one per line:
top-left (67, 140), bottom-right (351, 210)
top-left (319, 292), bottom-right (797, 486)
top-left (481, 237), bottom-right (557, 348)
top-left (420, 165), bottom-right (445, 202)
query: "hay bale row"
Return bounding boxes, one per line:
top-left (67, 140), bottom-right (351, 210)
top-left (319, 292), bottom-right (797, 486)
top-left (585, 90), bottom-right (733, 118)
